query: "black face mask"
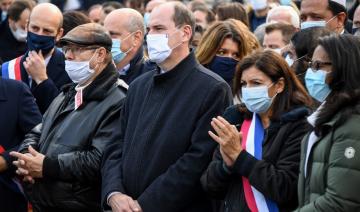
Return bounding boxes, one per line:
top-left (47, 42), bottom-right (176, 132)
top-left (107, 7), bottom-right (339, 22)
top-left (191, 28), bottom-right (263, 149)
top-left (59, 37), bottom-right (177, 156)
top-left (26, 31), bottom-right (56, 55)
top-left (208, 55), bottom-right (238, 84)
top-left (352, 27), bottom-right (360, 35)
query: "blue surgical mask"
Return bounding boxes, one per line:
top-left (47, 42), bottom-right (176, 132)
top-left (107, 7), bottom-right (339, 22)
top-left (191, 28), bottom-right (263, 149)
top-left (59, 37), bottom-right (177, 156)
top-left (111, 33), bottom-right (135, 64)
top-left (241, 84), bottom-right (276, 113)
top-left (305, 68), bottom-right (331, 102)
top-left (208, 56), bottom-right (238, 84)
top-left (300, 21), bottom-right (326, 30)
top-left (280, 0), bottom-right (292, 5)
top-left (301, 15), bottom-right (337, 30)
top-left (27, 31), bottom-right (56, 55)
top-left (144, 12), bottom-right (151, 27)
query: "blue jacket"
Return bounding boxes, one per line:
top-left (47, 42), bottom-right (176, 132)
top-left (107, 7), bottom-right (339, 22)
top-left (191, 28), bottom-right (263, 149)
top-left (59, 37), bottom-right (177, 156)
top-left (0, 78), bottom-right (42, 212)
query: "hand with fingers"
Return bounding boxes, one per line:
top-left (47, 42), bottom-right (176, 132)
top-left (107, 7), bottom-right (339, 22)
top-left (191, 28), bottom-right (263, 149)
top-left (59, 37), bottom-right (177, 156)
top-left (10, 146), bottom-right (45, 179)
top-left (209, 116), bottom-right (243, 167)
top-left (109, 193), bottom-right (142, 212)
top-left (23, 50), bottom-right (48, 84)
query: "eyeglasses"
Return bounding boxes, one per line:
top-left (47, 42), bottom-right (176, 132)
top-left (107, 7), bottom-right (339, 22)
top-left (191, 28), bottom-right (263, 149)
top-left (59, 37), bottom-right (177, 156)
top-left (62, 45), bottom-right (100, 55)
top-left (308, 60), bottom-right (332, 71)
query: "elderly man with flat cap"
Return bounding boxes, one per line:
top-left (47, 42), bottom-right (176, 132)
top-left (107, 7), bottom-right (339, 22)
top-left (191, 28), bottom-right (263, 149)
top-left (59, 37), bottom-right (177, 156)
top-left (10, 23), bottom-right (127, 212)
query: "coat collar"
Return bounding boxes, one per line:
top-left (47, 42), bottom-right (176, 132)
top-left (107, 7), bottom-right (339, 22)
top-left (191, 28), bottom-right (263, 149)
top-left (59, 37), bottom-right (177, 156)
top-left (152, 51), bottom-right (198, 84)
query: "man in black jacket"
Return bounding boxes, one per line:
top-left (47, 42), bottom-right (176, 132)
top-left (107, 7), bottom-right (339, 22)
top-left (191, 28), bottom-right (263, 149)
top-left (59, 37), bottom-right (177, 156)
top-left (101, 2), bottom-right (232, 212)
top-left (0, 3), bottom-right (71, 114)
top-left (104, 8), bottom-right (155, 85)
top-left (10, 23), bottom-right (127, 212)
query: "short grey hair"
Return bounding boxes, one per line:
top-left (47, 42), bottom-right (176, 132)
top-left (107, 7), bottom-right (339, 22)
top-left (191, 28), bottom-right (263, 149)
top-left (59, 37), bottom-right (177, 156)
top-left (266, 6), bottom-right (300, 28)
top-left (172, 2), bottom-right (196, 42)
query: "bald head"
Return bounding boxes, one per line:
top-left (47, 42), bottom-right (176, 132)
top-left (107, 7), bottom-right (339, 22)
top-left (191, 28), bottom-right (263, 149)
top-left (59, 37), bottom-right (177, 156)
top-left (30, 3), bottom-right (63, 29)
top-left (145, 0), bottom-right (166, 13)
top-left (105, 8), bottom-right (144, 36)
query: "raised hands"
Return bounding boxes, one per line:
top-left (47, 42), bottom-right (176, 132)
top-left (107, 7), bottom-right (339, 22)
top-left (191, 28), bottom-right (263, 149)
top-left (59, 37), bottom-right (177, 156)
top-left (209, 116), bottom-right (243, 167)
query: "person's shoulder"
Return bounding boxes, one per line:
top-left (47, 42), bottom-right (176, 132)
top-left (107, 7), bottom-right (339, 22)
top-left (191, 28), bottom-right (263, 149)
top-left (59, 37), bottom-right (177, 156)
top-left (194, 64), bottom-right (228, 85)
top-left (335, 113), bottom-right (360, 140)
top-left (0, 78), bottom-right (28, 97)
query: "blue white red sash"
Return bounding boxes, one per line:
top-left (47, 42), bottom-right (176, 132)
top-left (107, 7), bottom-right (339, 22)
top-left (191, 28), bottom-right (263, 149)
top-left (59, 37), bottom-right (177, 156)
top-left (240, 114), bottom-right (279, 212)
top-left (1, 56), bottom-right (22, 81)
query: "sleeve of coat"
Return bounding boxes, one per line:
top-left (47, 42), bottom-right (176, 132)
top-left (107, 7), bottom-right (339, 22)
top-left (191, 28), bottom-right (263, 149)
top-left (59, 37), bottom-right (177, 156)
top-left (231, 119), bottom-right (310, 204)
top-left (42, 103), bottom-right (123, 183)
top-left (200, 146), bottom-right (234, 200)
top-left (1, 82), bottom-right (42, 167)
top-left (31, 79), bottom-right (60, 114)
top-left (137, 82), bottom-right (232, 211)
top-left (296, 137), bottom-right (360, 212)
top-left (100, 96), bottom-right (129, 210)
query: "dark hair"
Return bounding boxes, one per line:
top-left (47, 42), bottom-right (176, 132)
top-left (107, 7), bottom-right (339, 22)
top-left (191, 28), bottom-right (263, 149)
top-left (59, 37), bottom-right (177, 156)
top-left (216, 2), bottom-right (249, 27)
top-left (192, 5), bottom-right (215, 26)
top-left (172, 2), bottom-right (196, 43)
top-left (265, 22), bottom-right (296, 45)
top-left (63, 11), bottom-right (91, 36)
top-left (290, 27), bottom-right (334, 81)
top-left (327, 0), bottom-right (347, 24)
top-left (315, 34), bottom-right (360, 134)
top-left (102, 1), bottom-right (124, 15)
top-left (234, 50), bottom-right (312, 120)
top-left (7, 0), bottom-right (34, 22)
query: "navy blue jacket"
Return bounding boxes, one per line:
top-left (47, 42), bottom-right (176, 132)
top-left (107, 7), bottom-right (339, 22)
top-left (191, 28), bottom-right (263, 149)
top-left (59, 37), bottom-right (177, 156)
top-left (0, 19), bottom-right (27, 62)
top-left (0, 78), bottom-right (42, 212)
top-left (101, 52), bottom-right (233, 212)
top-left (1, 48), bottom-right (71, 113)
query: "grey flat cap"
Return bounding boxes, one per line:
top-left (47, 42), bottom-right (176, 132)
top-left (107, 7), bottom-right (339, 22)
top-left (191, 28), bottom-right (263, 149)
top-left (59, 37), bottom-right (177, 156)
top-left (58, 23), bottom-right (112, 51)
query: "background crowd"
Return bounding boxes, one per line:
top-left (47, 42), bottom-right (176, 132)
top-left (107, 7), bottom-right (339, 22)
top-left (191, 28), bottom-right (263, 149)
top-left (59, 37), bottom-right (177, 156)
top-left (0, 0), bottom-right (360, 212)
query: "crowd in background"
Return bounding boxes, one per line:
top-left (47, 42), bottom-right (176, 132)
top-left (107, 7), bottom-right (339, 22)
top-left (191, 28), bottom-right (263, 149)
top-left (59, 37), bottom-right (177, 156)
top-left (0, 0), bottom-right (360, 212)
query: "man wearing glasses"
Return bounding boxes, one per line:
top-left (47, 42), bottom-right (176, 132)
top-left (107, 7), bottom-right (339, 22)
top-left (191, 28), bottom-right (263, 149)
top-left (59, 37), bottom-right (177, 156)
top-left (10, 23), bottom-right (127, 212)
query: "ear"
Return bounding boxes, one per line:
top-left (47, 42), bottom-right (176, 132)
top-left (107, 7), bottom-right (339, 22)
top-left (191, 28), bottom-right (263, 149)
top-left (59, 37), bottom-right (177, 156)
top-left (275, 77), bottom-right (285, 94)
top-left (8, 18), bottom-right (15, 29)
top-left (336, 12), bottom-right (346, 28)
top-left (55, 28), bottom-right (64, 42)
top-left (96, 47), bottom-right (107, 63)
top-left (182, 25), bottom-right (192, 43)
top-left (132, 30), bottom-right (143, 47)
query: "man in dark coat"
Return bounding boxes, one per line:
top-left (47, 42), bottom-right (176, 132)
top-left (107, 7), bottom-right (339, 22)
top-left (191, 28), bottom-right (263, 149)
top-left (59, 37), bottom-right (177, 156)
top-left (104, 8), bottom-right (155, 85)
top-left (0, 3), bottom-right (71, 114)
top-left (10, 23), bottom-right (127, 212)
top-left (101, 2), bottom-right (233, 212)
top-left (0, 78), bottom-right (42, 212)
top-left (0, 0), bottom-right (34, 62)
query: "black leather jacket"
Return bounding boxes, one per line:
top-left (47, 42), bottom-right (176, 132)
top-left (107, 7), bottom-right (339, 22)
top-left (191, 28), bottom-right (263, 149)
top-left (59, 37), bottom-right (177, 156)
top-left (18, 63), bottom-right (126, 212)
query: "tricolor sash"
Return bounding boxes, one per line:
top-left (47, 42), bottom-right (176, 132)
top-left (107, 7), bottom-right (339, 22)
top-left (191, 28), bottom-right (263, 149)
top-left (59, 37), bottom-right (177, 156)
top-left (240, 114), bottom-right (279, 212)
top-left (1, 56), bottom-right (22, 81)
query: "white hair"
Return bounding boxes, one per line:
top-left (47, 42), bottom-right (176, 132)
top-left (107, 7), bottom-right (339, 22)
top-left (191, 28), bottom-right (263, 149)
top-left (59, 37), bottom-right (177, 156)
top-left (266, 6), bottom-right (300, 28)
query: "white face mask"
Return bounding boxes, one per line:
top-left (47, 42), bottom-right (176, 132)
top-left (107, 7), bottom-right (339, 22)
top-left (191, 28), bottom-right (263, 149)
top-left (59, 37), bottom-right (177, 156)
top-left (65, 53), bottom-right (97, 84)
top-left (285, 54), bottom-right (294, 66)
top-left (10, 23), bottom-right (27, 42)
top-left (146, 34), bottom-right (172, 64)
top-left (146, 30), bottom-right (182, 64)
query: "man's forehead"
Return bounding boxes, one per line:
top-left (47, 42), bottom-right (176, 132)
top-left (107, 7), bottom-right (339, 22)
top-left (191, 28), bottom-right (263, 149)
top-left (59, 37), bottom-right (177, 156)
top-left (301, 0), bottom-right (328, 13)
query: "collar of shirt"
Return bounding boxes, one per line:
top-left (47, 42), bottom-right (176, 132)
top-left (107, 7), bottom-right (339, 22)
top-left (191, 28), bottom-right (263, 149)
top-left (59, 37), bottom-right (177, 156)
top-left (118, 64), bottom-right (131, 76)
top-left (44, 55), bottom-right (51, 66)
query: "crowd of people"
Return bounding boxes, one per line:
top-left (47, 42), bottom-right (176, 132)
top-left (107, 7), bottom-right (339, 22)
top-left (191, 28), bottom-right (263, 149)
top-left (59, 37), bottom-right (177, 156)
top-left (0, 0), bottom-right (360, 212)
